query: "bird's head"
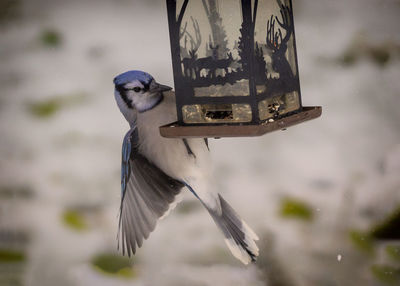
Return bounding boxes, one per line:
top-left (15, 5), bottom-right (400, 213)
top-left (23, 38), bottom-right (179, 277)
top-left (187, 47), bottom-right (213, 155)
top-left (113, 70), bottom-right (172, 123)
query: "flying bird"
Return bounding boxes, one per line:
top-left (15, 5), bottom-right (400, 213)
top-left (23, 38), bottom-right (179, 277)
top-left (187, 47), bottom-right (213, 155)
top-left (113, 70), bottom-right (259, 264)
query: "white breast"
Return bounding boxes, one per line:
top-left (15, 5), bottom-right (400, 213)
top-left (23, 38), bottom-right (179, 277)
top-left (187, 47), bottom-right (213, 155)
top-left (136, 91), bottom-right (210, 182)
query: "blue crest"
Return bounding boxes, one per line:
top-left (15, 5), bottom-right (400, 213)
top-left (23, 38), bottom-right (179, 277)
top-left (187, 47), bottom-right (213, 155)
top-left (113, 70), bottom-right (154, 86)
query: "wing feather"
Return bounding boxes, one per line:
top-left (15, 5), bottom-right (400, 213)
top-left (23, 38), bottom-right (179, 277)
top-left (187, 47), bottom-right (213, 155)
top-left (125, 181), bottom-right (142, 250)
top-left (118, 127), bottom-right (184, 255)
top-left (123, 192), bottom-right (136, 256)
top-left (129, 181), bottom-right (154, 239)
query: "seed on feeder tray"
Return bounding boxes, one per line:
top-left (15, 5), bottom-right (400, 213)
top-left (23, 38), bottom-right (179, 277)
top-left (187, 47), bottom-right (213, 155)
top-left (268, 118), bottom-right (274, 123)
top-left (268, 102), bottom-right (281, 115)
top-left (268, 105), bottom-right (275, 114)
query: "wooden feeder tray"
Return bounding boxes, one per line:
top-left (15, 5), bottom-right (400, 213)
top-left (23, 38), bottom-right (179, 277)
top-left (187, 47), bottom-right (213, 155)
top-left (160, 106), bottom-right (321, 138)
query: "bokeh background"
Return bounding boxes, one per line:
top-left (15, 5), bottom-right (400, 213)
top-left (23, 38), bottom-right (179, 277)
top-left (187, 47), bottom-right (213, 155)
top-left (1, 0), bottom-right (400, 285)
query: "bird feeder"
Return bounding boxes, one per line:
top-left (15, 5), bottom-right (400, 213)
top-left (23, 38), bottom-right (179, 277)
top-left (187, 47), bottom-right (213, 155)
top-left (160, 0), bottom-right (321, 138)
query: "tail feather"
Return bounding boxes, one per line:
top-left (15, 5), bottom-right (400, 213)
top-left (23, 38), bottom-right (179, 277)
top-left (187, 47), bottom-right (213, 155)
top-left (209, 194), bottom-right (259, 264)
top-left (183, 181), bottom-right (259, 264)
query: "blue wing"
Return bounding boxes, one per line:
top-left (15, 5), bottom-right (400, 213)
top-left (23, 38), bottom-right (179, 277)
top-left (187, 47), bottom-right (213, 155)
top-left (121, 128), bottom-right (136, 198)
top-left (118, 127), bottom-right (184, 256)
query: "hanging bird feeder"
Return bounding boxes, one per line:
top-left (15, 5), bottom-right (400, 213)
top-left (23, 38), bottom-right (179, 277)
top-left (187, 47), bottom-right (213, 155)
top-left (160, 0), bottom-right (321, 138)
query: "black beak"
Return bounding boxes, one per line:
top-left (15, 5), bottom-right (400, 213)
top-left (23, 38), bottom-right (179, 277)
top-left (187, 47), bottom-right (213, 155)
top-left (150, 83), bottom-right (173, 93)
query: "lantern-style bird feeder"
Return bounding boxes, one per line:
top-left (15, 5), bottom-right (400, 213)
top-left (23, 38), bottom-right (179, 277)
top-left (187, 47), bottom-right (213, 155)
top-left (160, 0), bottom-right (321, 138)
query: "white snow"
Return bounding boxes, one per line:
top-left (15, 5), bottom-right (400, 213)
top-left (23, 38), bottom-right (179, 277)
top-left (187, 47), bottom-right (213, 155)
top-left (0, 0), bottom-right (399, 285)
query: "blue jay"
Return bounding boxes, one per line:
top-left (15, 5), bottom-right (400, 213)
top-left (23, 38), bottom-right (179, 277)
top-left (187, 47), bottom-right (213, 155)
top-left (113, 70), bottom-right (259, 264)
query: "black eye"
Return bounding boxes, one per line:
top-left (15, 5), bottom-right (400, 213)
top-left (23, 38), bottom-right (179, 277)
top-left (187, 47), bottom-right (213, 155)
top-left (133, 87), bottom-right (141, 92)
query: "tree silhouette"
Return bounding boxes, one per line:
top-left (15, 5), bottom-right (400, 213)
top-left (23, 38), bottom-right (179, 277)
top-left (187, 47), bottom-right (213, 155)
top-left (237, 21), bottom-right (250, 75)
top-left (201, 0), bottom-right (229, 59)
top-left (254, 42), bottom-right (267, 84)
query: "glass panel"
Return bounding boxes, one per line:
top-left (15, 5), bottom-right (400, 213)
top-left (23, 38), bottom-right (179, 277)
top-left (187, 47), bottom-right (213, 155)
top-left (182, 104), bottom-right (252, 123)
top-left (253, 0), bottom-right (300, 96)
top-left (176, 0), bottom-right (250, 97)
top-left (194, 79), bottom-right (250, 97)
top-left (258, 91), bottom-right (300, 120)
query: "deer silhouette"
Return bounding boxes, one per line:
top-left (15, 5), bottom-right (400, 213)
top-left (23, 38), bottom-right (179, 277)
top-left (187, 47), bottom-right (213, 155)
top-left (194, 43), bottom-right (219, 78)
top-left (211, 52), bottom-right (234, 77)
top-left (195, 44), bottom-right (234, 79)
top-left (182, 36), bottom-right (234, 80)
top-left (266, 3), bottom-right (294, 80)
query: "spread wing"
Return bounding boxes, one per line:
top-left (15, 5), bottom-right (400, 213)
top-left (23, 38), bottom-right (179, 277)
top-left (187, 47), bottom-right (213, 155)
top-left (118, 127), bottom-right (184, 256)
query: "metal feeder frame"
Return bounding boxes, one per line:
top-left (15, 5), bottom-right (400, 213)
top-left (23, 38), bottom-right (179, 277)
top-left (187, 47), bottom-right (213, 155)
top-left (161, 0), bottom-right (321, 138)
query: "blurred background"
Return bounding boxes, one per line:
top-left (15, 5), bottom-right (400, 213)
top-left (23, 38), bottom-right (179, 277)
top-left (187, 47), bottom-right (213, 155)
top-left (1, 0), bottom-right (400, 285)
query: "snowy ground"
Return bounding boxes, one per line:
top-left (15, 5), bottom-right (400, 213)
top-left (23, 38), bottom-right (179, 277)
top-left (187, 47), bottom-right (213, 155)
top-left (0, 0), bottom-right (400, 285)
